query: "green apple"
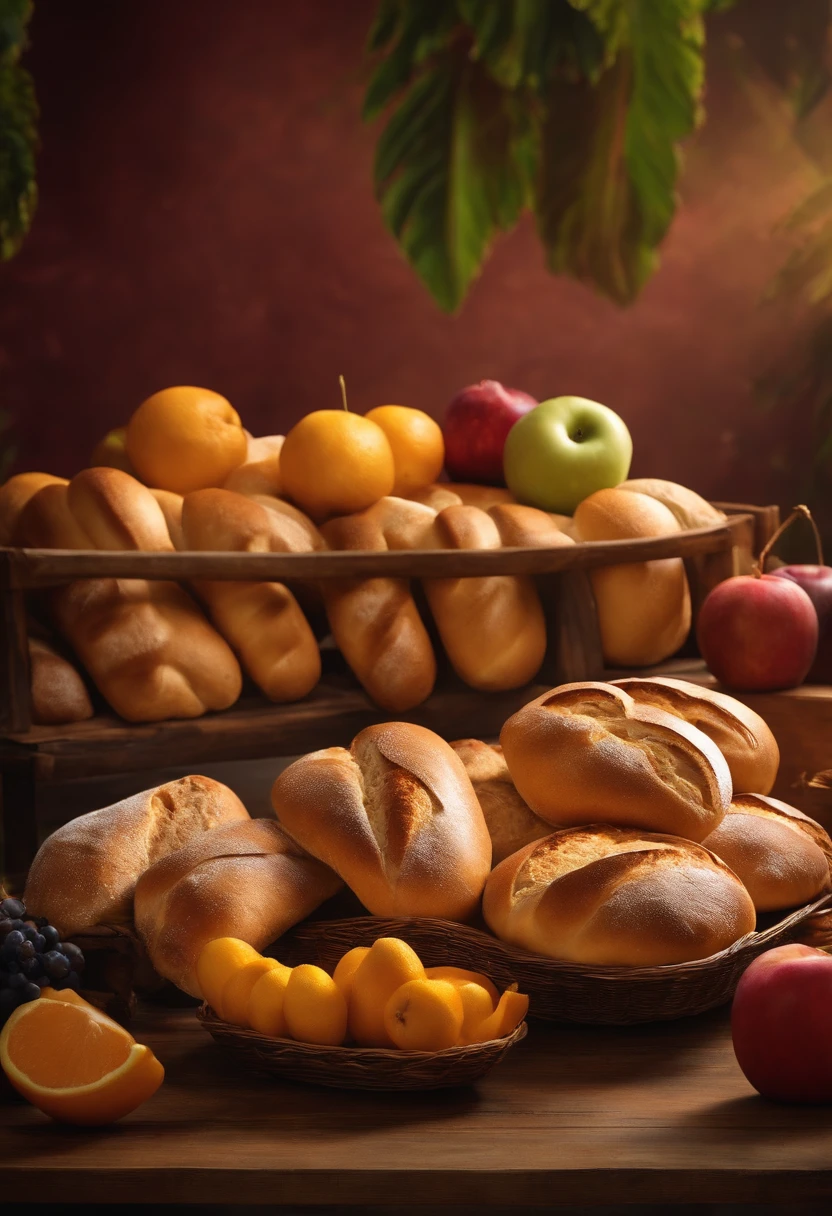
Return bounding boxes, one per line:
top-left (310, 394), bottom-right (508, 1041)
top-left (503, 396), bottom-right (633, 514)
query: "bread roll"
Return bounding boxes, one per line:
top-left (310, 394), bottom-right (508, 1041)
top-left (24, 775), bottom-right (250, 937)
top-left (612, 676), bottom-right (779, 795)
top-left (29, 634), bottom-right (94, 725)
top-left (0, 472), bottom-right (67, 546)
top-left (150, 489), bottom-right (186, 549)
top-left (450, 739), bottom-right (551, 865)
top-left (573, 488), bottom-right (691, 666)
top-left (134, 817), bottom-right (342, 996)
top-left (483, 825), bottom-right (756, 965)
top-left (487, 503), bottom-right (575, 549)
top-left (271, 722), bottom-right (492, 920)
top-left (223, 434), bottom-right (284, 497)
top-left (501, 682), bottom-right (732, 841)
top-left (618, 479), bottom-right (725, 531)
top-left (702, 794), bottom-right (832, 912)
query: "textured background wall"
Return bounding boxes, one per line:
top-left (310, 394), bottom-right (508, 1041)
top-left (0, 0), bottom-right (817, 508)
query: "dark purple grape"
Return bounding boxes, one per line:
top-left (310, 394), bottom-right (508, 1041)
top-left (22, 926), bottom-right (38, 944)
top-left (20, 982), bottom-right (40, 1003)
top-left (35, 974), bottom-right (51, 988)
top-left (34, 916), bottom-right (48, 928)
top-left (41, 925), bottom-right (60, 950)
top-left (60, 943), bottom-right (85, 974)
top-left (9, 919), bottom-right (24, 930)
top-left (43, 951), bottom-right (70, 980)
top-left (7, 972), bottom-right (26, 990)
top-left (0, 988), bottom-right (20, 1019)
top-left (3, 930), bottom-right (24, 958)
top-left (6, 960), bottom-right (19, 975)
top-left (17, 939), bottom-right (36, 962)
top-left (58, 971), bottom-right (81, 992)
top-left (21, 957), bottom-right (41, 978)
top-left (0, 921), bottom-right (14, 942)
top-left (0, 898), bottom-right (25, 919)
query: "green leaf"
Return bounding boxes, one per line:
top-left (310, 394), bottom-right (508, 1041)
top-left (362, 0), bottom-right (456, 122)
top-left (375, 54), bottom-right (535, 312)
top-left (0, 0), bottom-right (36, 261)
top-left (366, 0), bottom-right (401, 53)
top-left (0, 0), bottom-right (31, 61)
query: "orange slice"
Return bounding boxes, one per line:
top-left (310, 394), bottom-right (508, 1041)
top-left (0, 990), bottom-right (164, 1124)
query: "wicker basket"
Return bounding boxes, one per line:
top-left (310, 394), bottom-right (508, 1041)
top-left (196, 1005), bottom-right (527, 1090)
top-left (282, 894), bottom-right (832, 1026)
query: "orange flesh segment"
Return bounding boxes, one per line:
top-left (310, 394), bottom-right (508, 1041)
top-left (6, 999), bottom-right (132, 1087)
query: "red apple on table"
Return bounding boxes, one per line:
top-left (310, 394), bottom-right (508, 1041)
top-left (732, 943), bottom-right (832, 1103)
top-left (696, 574), bottom-right (818, 691)
top-left (443, 380), bottom-right (537, 485)
top-left (768, 565), bottom-right (832, 683)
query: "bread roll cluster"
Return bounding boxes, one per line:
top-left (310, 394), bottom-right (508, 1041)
top-left (0, 466), bottom-right (721, 724)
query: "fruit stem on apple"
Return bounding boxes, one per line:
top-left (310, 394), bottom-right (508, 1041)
top-left (339, 375), bottom-right (349, 412)
top-left (756, 504), bottom-right (824, 575)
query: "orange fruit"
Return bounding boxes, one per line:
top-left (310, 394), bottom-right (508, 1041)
top-left (219, 957), bottom-right (286, 1026)
top-left (383, 979), bottom-right (464, 1051)
top-left (126, 386), bottom-right (248, 494)
top-left (248, 966), bottom-right (293, 1038)
top-left (283, 964), bottom-right (348, 1046)
top-left (0, 990), bottom-right (164, 1124)
top-left (195, 937), bottom-right (261, 1011)
top-left (349, 938), bottom-right (425, 1047)
top-left (90, 426), bottom-right (136, 474)
top-left (464, 984), bottom-right (529, 1044)
top-left (364, 406), bottom-right (444, 497)
top-left (280, 409), bottom-right (395, 521)
top-left (425, 966), bottom-right (499, 1007)
top-left (332, 946), bottom-right (370, 1005)
top-left (446, 981), bottom-right (496, 1044)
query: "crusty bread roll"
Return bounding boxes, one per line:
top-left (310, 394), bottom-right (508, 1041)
top-left (271, 722), bottom-right (492, 920)
top-left (404, 484), bottom-right (518, 511)
top-left (450, 739), bottom-right (551, 865)
top-left (483, 825), bottom-right (756, 965)
top-left (29, 634), bottom-right (94, 725)
top-left (0, 472), bottom-right (68, 546)
top-left (134, 817), bottom-right (342, 996)
top-left (24, 775), bottom-right (250, 937)
top-left (573, 488), bottom-right (691, 666)
top-left (501, 682), bottom-right (732, 841)
top-left (702, 794), bottom-right (832, 912)
top-left (223, 434), bottom-right (284, 497)
top-left (618, 479), bottom-right (725, 531)
top-left (487, 503), bottom-right (575, 549)
top-left (20, 470), bottom-right (243, 722)
top-left (149, 488), bottom-right (186, 549)
top-left (179, 488), bottom-right (321, 702)
top-left (612, 676), bottom-right (779, 795)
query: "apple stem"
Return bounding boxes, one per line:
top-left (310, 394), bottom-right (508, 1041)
top-left (756, 504), bottom-right (824, 575)
top-left (339, 375), bottom-right (349, 412)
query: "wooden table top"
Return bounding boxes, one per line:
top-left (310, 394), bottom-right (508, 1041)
top-left (3, 1003), bottom-right (832, 1207)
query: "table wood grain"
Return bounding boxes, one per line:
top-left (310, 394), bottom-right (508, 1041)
top-left (2, 1004), bottom-right (832, 1207)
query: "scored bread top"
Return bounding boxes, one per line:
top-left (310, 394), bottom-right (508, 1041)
top-left (271, 722), bottom-right (492, 920)
top-left (0, 472), bottom-right (67, 546)
top-left (500, 682), bottom-right (733, 842)
top-left (483, 824), bottom-right (757, 966)
top-left (450, 739), bottom-right (551, 865)
top-left (612, 676), bottom-right (779, 796)
top-left (702, 793), bottom-right (832, 912)
top-left (181, 487), bottom-right (324, 554)
top-left (487, 504), bottom-right (575, 548)
top-left (618, 479), bottom-right (725, 531)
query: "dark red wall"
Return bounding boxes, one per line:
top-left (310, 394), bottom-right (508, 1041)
top-left (0, 0), bottom-right (818, 508)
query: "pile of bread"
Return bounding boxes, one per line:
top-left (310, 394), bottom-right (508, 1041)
top-left (23, 677), bottom-right (832, 989)
top-left (0, 458), bottom-right (726, 725)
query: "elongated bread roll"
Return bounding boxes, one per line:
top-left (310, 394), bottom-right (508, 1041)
top-left (271, 722), bottom-right (492, 920)
top-left (0, 472), bottom-right (68, 545)
top-left (483, 825), bottom-right (757, 966)
top-left (612, 676), bottom-right (779, 795)
top-left (573, 488), bottom-right (691, 666)
top-left (179, 488), bottom-right (321, 702)
top-left (134, 817), bottom-right (343, 996)
top-left (24, 775), bottom-right (250, 937)
top-left (702, 794), bottom-right (832, 911)
top-left (488, 503), bottom-right (575, 548)
top-left (450, 738), bottom-right (551, 865)
top-left (20, 469), bottom-right (243, 721)
top-left (501, 682), bottom-right (732, 841)
top-left (29, 634), bottom-right (94, 725)
top-left (618, 479), bottom-right (725, 531)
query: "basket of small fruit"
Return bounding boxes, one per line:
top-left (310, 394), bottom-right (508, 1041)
top-left (194, 936), bottom-right (528, 1091)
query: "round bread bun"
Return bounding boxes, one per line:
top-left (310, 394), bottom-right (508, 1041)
top-left (450, 739), bottom-right (552, 865)
top-left (618, 479), bottom-right (725, 531)
top-left (500, 682), bottom-right (732, 842)
top-left (612, 676), bottom-right (779, 795)
top-left (701, 794), bottom-right (832, 912)
top-left (482, 825), bottom-right (757, 966)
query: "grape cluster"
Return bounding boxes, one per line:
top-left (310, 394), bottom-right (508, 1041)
top-left (0, 897), bottom-right (85, 1027)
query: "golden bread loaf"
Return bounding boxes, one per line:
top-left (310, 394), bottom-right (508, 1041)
top-left (271, 722), bottom-right (492, 919)
top-left (24, 775), bottom-right (251, 937)
top-left (702, 794), bottom-right (832, 912)
top-left (134, 817), bottom-right (343, 996)
top-left (573, 488), bottom-right (691, 666)
top-left (483, 825), bottom-right (757, 966)
top-left (488, 503), bottom-right (575, 548)
top-left (612, 676), bottom-right (779, 795)
top-left (223, 434), bottom-right (284, 497)
top-left (450, 738), bottom-right (551, 864)
top-left (149, 488), bottom-right (186, 549)
top-left (405, 483), bottom-right (518, 511)
top-left (29, 634), bottom-right (94, 725)
top-left (618, 479), bottom-right (725, 531)
top-left (0, 472), bottom-right (68, 545)
top-left (500, 682), bottom-right (732, 841)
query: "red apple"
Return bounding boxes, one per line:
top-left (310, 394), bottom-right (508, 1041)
top-left (696, 574), bottom-right (818, 691)
top-left (769, 564), bottom-right (832, 683)
top-left (732, 943), bottom-right (832, 1102)
top-left (443, 380), bottom-right (537, 485)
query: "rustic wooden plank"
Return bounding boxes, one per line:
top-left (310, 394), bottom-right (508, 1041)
top-left (0, 552), bottom-right (31, 732)
top-left (713, 501), bottom-right (780, 560)
top-left (1, 516), bottom-right (750, 588)
top-left (1, 1004), bottom-right (831, 1205)
top-left (552, 570), bottom-right (605, 683)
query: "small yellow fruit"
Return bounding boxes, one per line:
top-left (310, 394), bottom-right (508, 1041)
top-left (449, 981), bottom-right (497, 1044)
top-left (248, 966), bottom-right (293, 1038)
top-left (464, 985), bottom-right (529, 1044)
top-left (425, 966), bottom-right (499, 1007)
top-left (332, 946), bottom-right (370, 1005)
top-left (126, 385), bottom-right (248, 494)
top-left (219, 958), bottom-right (286, 1026)
top-left (283, 964), bottom-right (348, 1046)
top-left (383, 979), bottom-right (464, 1051)
top-left (195, 938), bottom-right (261, 1011)
top-left (280, 408), bottom-right (395, 521)
top-left (349, 938), bottom-right (426, 1047)
top-left (364, 405), bottom-right (444, 497)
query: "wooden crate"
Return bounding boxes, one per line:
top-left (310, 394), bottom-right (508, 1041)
top-left (0, 504), bottom-right (774, 878)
